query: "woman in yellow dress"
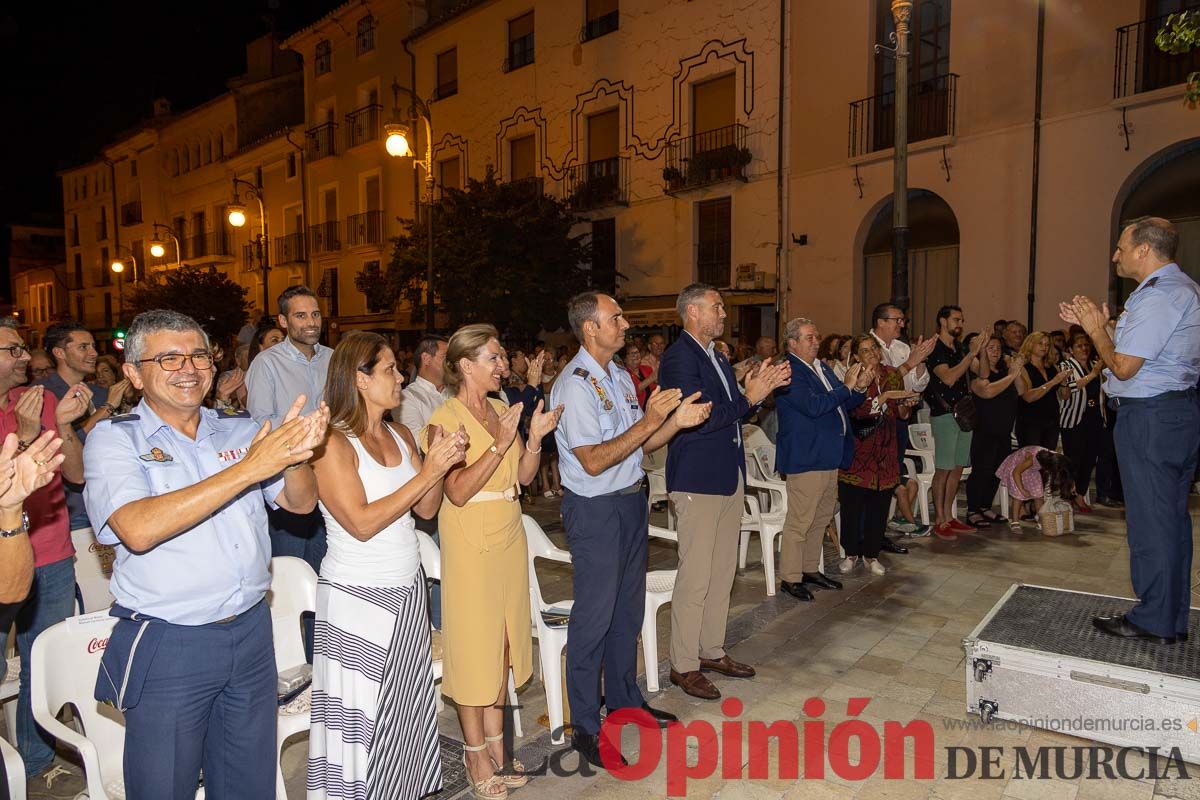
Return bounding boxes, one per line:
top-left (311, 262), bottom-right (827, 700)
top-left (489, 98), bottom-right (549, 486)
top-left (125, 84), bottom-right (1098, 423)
top-left (427, 324), bottom-right (563, 799)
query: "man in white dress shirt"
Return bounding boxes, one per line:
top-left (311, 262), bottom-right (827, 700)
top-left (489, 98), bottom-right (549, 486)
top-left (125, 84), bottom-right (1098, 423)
top-left (397, 335), bottom-right (450, 438)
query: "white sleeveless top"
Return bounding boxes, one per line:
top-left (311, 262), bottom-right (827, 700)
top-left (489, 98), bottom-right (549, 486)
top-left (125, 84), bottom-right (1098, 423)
top-left (318, 425), bottom-right (422, 586)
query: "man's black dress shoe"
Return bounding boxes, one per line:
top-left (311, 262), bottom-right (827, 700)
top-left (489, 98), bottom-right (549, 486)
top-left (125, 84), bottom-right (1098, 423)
top-left (780, 581), bottom-right (814, 601)
top-left (632, 703), bottom-right (678, 728)
top-left (1093, 614), bottom-right (1177, 644)
top-left (801, 572), bottom-right (843, 590)
top-left (571, 731), bottom-right (627, 769)
top-left (880, 537), bottom-right (908, 555)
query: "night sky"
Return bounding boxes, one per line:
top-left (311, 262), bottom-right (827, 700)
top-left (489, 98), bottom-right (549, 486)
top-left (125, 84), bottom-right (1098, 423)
top-left (0, 0), bottom-right (343, 295)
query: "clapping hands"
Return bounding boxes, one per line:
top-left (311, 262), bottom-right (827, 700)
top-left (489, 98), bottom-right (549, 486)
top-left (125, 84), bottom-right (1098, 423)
top-left (673, 391), bottom-right (712, 429)
top-left (528, 399), bottom-right (564, 444)
top-left (0, 430), bottom-right (64, 510)
top-left (422, 424), bottom-right (468, 477)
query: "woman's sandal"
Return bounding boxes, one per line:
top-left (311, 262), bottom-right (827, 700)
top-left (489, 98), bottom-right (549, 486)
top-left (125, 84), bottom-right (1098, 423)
top-left (463, 742), bottom-right (509, 799)
top-left (485, 733), bottom-right (529, 788)
top-left (981, 509), bottom-right (1007, 524)
top-left (966, 512), bottom-right (990, 528)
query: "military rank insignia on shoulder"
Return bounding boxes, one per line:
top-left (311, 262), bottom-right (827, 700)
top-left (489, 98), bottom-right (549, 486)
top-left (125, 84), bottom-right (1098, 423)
top-left (110, 413), bottom-right (140, 423)
top-left (218, 408), bottom-right (252, 418)
top-left (572, 367), bottom-right (590, 379)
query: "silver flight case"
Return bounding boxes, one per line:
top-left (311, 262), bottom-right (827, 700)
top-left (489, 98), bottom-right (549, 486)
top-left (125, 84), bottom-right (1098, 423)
top-left (963, 584), bottom-right (1200, 765)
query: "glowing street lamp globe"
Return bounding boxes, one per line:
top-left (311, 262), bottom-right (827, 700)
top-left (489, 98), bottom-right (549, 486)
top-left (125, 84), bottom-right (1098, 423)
top-left (149, 240), bottom-right (166, 258)
top-left (110, 260), bottom-right (125, 274)
top-left (384, 123), bottom-right (413, 158)
top-left (227, 204), bottom-right (248, 228)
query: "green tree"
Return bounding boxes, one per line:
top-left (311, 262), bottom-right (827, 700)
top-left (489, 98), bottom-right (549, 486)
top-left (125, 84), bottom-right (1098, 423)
top-left (360, 167), bottom-right (599, 338)
top-left (1156, 10), bottom-right (1199, 106)
top-left (128, 266), bottom-right (253, 345)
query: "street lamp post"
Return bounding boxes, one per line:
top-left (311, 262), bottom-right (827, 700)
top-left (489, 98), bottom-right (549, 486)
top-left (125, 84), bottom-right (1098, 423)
top-left (384, 77), bottom-right (435, 332)
top-left (149, 222), bottom-right (182, 269)
top-left (890, 0), bottom-right (914, 313)
top-left (228, 178), bottom-right (270, 314)
top-left (110, 246), bottom-right (139, 324)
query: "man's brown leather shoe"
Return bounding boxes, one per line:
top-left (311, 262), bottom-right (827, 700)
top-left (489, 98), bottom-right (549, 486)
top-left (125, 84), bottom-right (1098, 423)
top-left (699, 654), bottom-right (756, 678)
top-left (669, 668), bottom-right (721, 700)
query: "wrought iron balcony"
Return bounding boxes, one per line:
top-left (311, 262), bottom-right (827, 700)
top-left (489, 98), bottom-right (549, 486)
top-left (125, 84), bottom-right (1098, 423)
top-left (505, 34), bottom-right (535, 72)
top-left (306, 122), bottom-right (338, 162)
top-left (848, 73), bottom-right (958, 158)
top-left (241, 242), bottom-right (266, 274)
top-left (563, 157), bottom-right (628, 211)
top-left (345, 105), bottom-right (382, 150)
top-left (1114, 13), bottom-right (1200, 98)
top-left (432, 80), bottom-right (458, 100)
top-left (183, 230), bottom-right (231, 261)
top-left (120, 201), bottom-right (142, 226)
top-left (508, 176), bottom-right (545, 197)
top-left (274, 232), bottom-right (306, 264)
top-left (582, 11), bottom-right (619, 41)
top-left (346, 211), bottom-right (384, 247)
top-left (309, 220), bottom-right (342, 254)
top-left (663, 123), bottom-right (750, 193)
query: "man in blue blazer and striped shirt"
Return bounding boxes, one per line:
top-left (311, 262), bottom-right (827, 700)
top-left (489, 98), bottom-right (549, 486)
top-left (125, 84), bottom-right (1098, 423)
top-left (659, 284), bottom-right (791, 700)
top-left (775, 317), bottom-right (872, 600)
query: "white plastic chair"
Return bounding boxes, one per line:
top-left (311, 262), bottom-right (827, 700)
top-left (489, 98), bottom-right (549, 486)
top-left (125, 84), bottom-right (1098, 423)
top-left (646, 468), bottom-right (673, 528)
top-left (742, 424), bottom-right (772, 455)
top-left (737, 494), bottom-right (785, 596)
top-left (267, 557), bottom-right (318, 800)
top-left (522, 516), bottom-right (572, 745)
top-left (30, 611), bottom-right (207, 800)
top-left (642, 523), bottom-right (678, 692)
top-left (415, 531), bottom-right (521, 736)
top-left (1, 651), bottom-right (17, 747)
top-left (1, 736), bottom-right (24, 799)
top-left (71, 526), bottom-right (116, 614)
top-left (905, 425), bottom-right (936, 524)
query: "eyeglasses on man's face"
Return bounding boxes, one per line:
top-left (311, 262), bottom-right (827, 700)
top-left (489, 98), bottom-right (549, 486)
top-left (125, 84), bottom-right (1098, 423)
top-left (882, 316), bottom-right (906, 323)
top-left (0, 345), bottom-right (30, 359)
top-left (137, 351), bottom-right (214, 372)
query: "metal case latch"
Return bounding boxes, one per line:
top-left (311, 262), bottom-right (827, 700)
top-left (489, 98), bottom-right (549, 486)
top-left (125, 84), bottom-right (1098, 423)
top-left (973, 658), bottom-right (993, 682)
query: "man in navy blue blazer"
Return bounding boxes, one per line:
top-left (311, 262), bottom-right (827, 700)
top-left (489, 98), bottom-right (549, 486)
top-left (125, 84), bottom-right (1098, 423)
top-left (774, 317), bottom-right (872, 600)
top-left (660, 284), bottom-right (791, 700)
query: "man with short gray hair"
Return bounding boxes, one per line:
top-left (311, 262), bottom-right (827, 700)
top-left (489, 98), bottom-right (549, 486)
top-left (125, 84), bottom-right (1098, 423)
top-left (774, 317), bottom-right (871, 600)
top-left (659, 284), bottom-right (789, 700)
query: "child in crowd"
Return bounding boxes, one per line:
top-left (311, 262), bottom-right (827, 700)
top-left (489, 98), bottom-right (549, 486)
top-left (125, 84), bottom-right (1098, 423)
top-left (995, 445), bottom-right (1074, 528)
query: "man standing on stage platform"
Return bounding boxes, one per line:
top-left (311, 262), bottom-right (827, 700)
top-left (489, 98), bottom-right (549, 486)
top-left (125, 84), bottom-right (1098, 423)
top-left (1060, 217), bottom-right (1200, 645)
top-left (84, 309), bottom-right (326, 797)
top-left (659, 283), bottom-right (790, 701)
top-left (551, 291), bottom-right (710, 768)
top-left (246, 285), bottom-right (332, 573)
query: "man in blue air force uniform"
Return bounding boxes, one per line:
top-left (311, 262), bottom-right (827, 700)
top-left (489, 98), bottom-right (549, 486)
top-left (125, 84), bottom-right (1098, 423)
top-left (1060, 217), bottom-right (1200, 645)
top-left (83, 310), bottom-right (329, 798)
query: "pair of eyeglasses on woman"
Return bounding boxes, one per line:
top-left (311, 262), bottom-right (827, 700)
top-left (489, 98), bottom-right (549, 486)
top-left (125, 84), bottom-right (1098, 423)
top-left (136, 352), bottom-right (215, 371)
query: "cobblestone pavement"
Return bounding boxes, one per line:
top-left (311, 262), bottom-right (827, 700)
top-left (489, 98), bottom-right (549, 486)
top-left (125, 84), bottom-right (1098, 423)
top-left (276, 491), bottom-right (1200, 800)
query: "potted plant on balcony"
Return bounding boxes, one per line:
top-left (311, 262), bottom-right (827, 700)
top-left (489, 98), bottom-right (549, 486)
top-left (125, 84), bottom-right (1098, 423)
top-left (662, 166), bottom-right (684, 191)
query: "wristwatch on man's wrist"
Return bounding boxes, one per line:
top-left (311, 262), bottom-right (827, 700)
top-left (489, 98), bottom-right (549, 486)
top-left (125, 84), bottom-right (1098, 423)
top-left (0, 511), bottom-right (30, 538)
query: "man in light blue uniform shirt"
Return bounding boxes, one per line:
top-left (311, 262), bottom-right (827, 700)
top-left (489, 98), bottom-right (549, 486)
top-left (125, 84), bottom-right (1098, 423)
top-left (1061, 217), bottom-right (1200, 645)
top-left (550, 291), bottom-right (710, 768)
top-left (84, 309), bottom-right (327, 798)
top-left (246, 285), bottom-right (332, 573)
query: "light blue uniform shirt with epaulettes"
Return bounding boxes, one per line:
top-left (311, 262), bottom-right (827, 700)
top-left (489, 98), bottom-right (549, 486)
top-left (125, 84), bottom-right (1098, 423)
top-left (83, 399), bottom-right (286, 626)
top-left (551, 347), bottom-right (645, 498)
top-left (1105, 263), bottom-right (1200, 398)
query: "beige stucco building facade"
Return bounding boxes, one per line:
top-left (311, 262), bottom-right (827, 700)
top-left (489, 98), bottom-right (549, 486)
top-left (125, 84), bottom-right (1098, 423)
top-left (8, 223), bottom-right (66, 349)
top-left (59, 34), bottom-right (305, 345)
top-left (788, 0), bottom-right (1199, 340)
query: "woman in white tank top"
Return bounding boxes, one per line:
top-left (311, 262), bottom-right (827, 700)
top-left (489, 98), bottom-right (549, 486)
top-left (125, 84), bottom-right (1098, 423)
top-left (307, 332), bottom-right (466, 800)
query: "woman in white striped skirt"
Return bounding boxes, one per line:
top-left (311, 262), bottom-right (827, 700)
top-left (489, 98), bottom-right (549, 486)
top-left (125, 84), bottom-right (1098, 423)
top-left (308, 331), bottom-right (468, 800)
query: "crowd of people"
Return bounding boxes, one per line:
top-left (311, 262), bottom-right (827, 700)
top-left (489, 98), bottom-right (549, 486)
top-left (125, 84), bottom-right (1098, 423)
top-left (0, 217), bottom-right (1195, 799)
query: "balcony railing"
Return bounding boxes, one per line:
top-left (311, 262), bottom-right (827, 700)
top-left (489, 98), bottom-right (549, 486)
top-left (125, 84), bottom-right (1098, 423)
top-left (183, 230), bottom-right (231, 261)
top-left (1114, 13), bottom-right (1200, 99)
top-left (433, 80), bottom-right (458, 100)
top-left (582, 11), bottom-right (619, 41)
top-left (274, 232), bottom-right (306, 264)
top-left (505, 35), bottom-right (535, 72)
top-left (848, 73), bottom-right (958, 158)
top-left (241, 242), bottom-right (266, 274)
top-left (663, 123), bottom-right (750, 192)
top-left (563, 157), bottom-right (629, 211)
top-left (306, 122), bottom-right (338, 162)
top-left (345, 105), bottom-right (382, 149)
top-left (508, 176), bottom-right (545, 197)
top-left (309, 221), bottom-right (342, 254)
top-left (346, 211), bottom-right (385, 247)
top-left (120, 201), bottom-right (142, 226)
